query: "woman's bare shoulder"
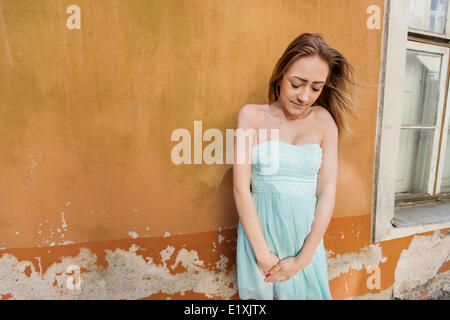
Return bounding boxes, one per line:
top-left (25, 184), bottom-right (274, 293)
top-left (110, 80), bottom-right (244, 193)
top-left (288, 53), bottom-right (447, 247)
top-left (237, 104), bottom-right (267, 127)
top-left (313, 106), bottom-right (338, 142)
top-left (314, 106), bottom-right (337, 128)
top-left (239, 103), bottom-right (269, 114)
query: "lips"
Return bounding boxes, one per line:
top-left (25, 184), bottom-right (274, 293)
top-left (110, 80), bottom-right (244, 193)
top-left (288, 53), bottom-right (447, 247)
top-left (291, 101), bottom-right (307, 107)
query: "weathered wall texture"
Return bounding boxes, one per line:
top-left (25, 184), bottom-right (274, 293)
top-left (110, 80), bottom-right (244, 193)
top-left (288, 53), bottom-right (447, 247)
top-left (0, 0), bottom-right (448, 299)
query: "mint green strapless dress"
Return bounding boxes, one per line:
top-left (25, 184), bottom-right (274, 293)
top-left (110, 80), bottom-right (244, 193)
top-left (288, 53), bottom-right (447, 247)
top-left (236, 139), bottom-right (332, 300)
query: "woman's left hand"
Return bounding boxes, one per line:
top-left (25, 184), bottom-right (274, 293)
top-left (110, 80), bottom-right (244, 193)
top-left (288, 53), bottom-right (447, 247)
top-left (264, 256), bottom-right (309, 283)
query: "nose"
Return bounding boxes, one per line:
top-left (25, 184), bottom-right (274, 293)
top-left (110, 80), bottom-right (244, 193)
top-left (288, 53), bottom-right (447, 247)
top-left (297, 87), bottom-right (310, 104)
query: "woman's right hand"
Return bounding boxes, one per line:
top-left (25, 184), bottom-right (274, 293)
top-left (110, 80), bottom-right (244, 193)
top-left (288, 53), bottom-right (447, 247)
top-left (256, 251), bottom-right (280, 277)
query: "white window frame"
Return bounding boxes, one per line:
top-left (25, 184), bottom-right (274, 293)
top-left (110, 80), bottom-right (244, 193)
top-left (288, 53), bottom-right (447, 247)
top-left (372, 0), bottom-right (450, 243)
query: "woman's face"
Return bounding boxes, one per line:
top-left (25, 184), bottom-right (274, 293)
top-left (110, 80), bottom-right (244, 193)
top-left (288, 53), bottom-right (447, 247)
top-left (277, 54), bottom-right (329, 117)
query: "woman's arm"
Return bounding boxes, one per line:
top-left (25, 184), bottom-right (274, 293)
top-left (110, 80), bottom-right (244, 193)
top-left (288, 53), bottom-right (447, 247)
top-left (294, 109), bottom-right (338, 266)
top-left (233, 105), bottom-right (276, 268)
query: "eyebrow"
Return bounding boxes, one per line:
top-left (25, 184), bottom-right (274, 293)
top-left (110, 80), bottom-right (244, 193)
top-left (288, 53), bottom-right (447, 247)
top-left (292, 76), bottom-right (325, 84)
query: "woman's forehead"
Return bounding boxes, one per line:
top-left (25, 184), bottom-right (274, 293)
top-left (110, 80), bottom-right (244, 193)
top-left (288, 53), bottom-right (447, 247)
top-left (286, 56), bottom-right (329, 82)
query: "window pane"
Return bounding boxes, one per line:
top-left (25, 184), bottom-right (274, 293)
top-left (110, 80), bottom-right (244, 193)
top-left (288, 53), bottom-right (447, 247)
top-left (440, 129), bottom-right (450, 193)
top-left (409, 0), bottom-right (449, 34)
top-left (402, 50), bottom-right (441, 126)
top-left (395, 129), bottom-right (434, 195)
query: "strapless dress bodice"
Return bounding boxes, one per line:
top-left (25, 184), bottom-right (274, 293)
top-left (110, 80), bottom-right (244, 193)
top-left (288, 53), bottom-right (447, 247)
top-left (251, 140), bottom-right (323, 194)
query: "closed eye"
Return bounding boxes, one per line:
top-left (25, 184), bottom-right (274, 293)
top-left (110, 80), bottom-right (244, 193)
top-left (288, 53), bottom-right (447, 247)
top-left (291, 82), bottom-right (321, 92)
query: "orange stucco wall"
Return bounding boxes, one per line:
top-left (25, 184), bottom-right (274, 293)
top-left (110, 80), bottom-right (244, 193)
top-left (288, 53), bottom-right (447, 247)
top-left (1, 0), bottom-right (448, 300)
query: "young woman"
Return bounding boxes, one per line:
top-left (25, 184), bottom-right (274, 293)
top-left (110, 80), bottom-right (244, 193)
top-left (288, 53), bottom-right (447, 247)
top-left (233, 33), bottom-right (357, 300)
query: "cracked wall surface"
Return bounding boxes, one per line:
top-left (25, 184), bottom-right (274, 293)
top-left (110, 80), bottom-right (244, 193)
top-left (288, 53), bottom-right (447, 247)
top-left (393, 230), bottom-right (450, 300)
top-left (0, 230), bottom-right (239, 300)
top-left (1, 219), bottom-right (448, 300)
top-left (0, 246), bottom-right (236, 299)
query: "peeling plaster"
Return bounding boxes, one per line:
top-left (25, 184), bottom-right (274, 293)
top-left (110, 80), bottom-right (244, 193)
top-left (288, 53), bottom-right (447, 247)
top-left (33, 213), bottom-right (74, 248)
top-left (22, 154), bottom-right (40, 189)
top-left (61, 212), bottom-right (67, 231)
top-left (346, 285), bottom-right (394, 300)
top-left (425, 270), bottom-right (450, 299)
top-left (394, 230), bottom-right (450, 299)
top-left (128, 231), bottom-right (138, 239)
top-left (326, 244), bottom-right (387, 280)
top-left (215, 255), bottom-right (228, 273)
top-left (0, 244), bottom-right (236, 299)
top-left (161, 245), bottom-right (175, 265)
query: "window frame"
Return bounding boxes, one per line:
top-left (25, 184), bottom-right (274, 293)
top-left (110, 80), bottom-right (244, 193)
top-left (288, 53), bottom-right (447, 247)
top-left (371, 0), bottom-right (450, 243)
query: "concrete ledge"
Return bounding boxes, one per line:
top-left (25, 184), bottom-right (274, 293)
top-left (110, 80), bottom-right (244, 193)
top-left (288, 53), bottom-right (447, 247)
top-left (392, 199), bottom-right (450, 227)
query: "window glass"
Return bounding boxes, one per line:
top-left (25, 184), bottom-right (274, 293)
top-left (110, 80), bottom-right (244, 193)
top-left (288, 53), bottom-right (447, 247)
top-left (396, 49), bottom-right (444, 196)
top-left (396, 129), bottom-right (434, 195)
top-left (409, 0), bottom-right (449, 34)
top-left (402, 50), bottom-right (441, 127)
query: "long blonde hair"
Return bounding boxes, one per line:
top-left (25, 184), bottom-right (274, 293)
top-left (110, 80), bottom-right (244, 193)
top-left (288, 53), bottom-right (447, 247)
top-left (268, 33), bottom-right (358, 138)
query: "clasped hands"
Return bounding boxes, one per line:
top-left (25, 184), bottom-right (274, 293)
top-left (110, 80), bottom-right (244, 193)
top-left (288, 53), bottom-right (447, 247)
top-left (256, 251), bottom-right (310, 284)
